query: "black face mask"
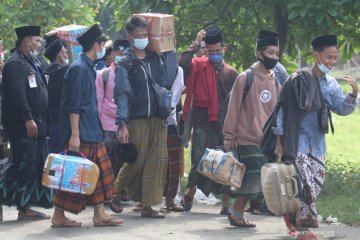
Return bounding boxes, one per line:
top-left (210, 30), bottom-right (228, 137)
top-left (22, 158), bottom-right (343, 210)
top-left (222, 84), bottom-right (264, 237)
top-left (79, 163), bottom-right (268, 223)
top-left (259, 54), bottom-right (278, 70)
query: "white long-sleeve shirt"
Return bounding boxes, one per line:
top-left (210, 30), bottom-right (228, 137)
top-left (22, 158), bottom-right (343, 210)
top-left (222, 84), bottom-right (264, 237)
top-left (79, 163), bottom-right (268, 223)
top-left (167, 66), bottom-right (184, 126)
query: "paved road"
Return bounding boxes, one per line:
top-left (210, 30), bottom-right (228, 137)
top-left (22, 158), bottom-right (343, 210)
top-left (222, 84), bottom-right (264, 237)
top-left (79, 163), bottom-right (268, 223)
top-left (0, 201), bottom-right (358, 240)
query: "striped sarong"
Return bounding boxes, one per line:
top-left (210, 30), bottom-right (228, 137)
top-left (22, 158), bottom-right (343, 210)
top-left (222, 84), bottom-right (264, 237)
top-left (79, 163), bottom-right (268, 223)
top-left (115, 117), bottom-right (168, 207)
top-left (163, 125), bottom-right (181, 200)
top-left (53, 141), bottom-right (114, 214)
top-left (292, 152), bottom-right (325, 228)
top-left (103, 130), bottom-right (122, 178)
top-left (231, 145), bottom-right (268, 199)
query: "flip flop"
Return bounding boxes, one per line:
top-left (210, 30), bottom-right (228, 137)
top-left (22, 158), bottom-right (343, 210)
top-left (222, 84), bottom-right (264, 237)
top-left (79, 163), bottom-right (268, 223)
top-left (133, 204), bottom-right (142, 212)
top-left (228, 214), bottom-right (256, 228)
top-left (141, 210), bottom-right (165, 219)
top-left (162, 203), bottom-right (184, 212)
top-left (94, 217), bottom-right (124, 227)
top-left (51, 219), bottom-right (82, 228)
top-left (180, 195), bottom-right (193, 211)
top-left (109, 200), bottom-right (123, 213)
top-left (18, 211), bottom-right (51, 221)
top-left (220, 206), bottom-right (229, 215)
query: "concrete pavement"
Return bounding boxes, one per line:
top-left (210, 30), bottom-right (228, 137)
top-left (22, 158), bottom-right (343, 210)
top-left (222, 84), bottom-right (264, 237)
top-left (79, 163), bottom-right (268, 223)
top-left (0, 201), bottom-right (359, 240)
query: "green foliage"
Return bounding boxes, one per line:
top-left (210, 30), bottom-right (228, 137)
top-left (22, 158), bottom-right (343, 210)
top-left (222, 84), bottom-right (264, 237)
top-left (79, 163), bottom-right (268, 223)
top-left (0, 0), bottom-right (100, 52)
top-left (108, 0), bottom-right (360, 70)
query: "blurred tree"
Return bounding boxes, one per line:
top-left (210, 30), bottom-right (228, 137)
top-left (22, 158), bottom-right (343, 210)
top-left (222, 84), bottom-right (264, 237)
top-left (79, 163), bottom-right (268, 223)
top-left (0, 0), bottom-right (100, 53)
top-left (105, 0), bottom-right (360, 71)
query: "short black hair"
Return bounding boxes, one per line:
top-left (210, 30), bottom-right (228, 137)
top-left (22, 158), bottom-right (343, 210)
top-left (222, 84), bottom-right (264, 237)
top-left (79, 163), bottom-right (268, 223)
top-left (82, 34), bottom-right (107, 52)
top-left (314, 45), bottom-right (338, 53)
top-left (125, 16), bottom-right (148, 36)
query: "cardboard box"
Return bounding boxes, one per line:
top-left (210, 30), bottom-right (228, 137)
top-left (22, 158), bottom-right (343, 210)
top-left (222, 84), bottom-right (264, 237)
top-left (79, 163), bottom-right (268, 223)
top-left (197, 148), bottom-right (245, 188)
top-left (42, 153), bottom-right (99, 195)
top-left (133, 13), bottom-right (174, 35)
top-left (133, 13), bottom-right (176, 52)
top-left (57, 25), bottom-right (87, 63)
top-left (148, 33), bottom-right (176, 53)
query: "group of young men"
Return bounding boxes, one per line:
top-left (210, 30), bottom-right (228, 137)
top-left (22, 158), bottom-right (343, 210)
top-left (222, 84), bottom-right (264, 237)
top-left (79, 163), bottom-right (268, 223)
top-left (0, 14), bottom-right (358, 240)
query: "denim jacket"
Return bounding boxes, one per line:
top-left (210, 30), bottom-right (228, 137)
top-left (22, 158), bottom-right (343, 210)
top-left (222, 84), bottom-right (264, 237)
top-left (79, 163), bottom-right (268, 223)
top-left (273, 74), bottom-right (358, 157)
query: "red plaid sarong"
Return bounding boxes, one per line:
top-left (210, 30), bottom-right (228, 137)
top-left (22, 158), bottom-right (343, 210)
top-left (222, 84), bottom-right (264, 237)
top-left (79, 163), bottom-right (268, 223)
top-left (53, 141), bottom-right (114, 214)
top-left (163, 125), bottom-right (182, 200)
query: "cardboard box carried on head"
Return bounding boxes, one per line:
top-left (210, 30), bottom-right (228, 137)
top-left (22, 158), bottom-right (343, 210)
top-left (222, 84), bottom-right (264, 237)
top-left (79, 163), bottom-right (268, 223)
top-left (133, 13), bottom-right (176, 53)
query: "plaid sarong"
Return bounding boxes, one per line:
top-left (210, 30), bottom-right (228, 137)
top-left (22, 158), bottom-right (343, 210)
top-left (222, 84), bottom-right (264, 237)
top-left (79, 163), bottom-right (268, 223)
top-left (115, 117), bottom-right (168, 207)
top-left (53, 141), bottom-right (114, 214)
top-left (231, 145), bottom-right (268, 199)
top-left (103, 130), bottom-right (122, 178)
top-left (163, 125), bottom-right (181, 200)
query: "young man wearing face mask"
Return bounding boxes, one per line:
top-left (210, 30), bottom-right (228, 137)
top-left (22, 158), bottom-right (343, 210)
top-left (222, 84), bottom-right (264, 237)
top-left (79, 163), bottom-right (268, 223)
top-left (273, 35), bottom-right (358, 239)
top-left (44, 39), bottom-right (69, 154)
top-left (51, 24), bottom-right (124, 227)
top-left (222, 30), bottom-right (282, 228)
top-left (95, 39), bottom-right (130, 185)
top-left (0, 26), bottom-right (53, 220)
top-left (112, 16), bottom-right (169, 218)
top-left (179, 26), bottom-right (238, 214)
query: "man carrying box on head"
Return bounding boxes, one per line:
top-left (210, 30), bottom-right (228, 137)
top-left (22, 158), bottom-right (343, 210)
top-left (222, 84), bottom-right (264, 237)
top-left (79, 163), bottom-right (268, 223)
top-left (51, 24), bottom-right (124, 227)
top-left (111, 15), bottom-right (169, 219)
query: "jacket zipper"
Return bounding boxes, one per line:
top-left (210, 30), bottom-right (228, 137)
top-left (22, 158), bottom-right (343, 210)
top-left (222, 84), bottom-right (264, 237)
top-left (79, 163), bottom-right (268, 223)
top-left (140, 64), bottom-right (151, 118)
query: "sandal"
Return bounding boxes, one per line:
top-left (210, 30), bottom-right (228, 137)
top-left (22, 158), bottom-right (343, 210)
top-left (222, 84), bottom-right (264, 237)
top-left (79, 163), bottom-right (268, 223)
top-left (94, 217), bottom-right (124, 227)
top-left (51, 219), bottom-right (82, 228)
top-left (109, 197), bottom-right (123, 213)
top-left (228, 213), bottom-right (256, 228)
top-left (141, 209), bottom-right (165, 219)
top-left (133, 203), bottom-right (142, 212)
top-left (220, 206), bottom-right (229, 215)
top-left (163, 203), bottom-right (184, 212)
top-left (18, 210), bottom-right (51, 221)
top-left (180, 195), bottom-right (193, 211)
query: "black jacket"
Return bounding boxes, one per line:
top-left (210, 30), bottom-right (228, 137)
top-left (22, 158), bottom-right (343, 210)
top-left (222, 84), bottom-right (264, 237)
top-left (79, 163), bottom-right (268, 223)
top-left (1, 49), bottom-right (49, 137)
top-left (114, 50), bottom-right (163, 124)
top-left (279, 68), bottom-right (322, 163)
top-left (45, 63), bottom-right (69, 123)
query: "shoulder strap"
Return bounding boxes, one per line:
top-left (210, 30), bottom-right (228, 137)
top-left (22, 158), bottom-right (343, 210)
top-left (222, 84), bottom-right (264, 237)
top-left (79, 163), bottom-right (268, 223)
top-left (242, 69), bottom-right (254, 110)
top-left (102, 68), bottom-right (111, 94)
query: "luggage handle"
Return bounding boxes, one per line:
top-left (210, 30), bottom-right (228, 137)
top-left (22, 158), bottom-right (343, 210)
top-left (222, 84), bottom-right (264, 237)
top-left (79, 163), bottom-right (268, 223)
top-left (286, 176), bottom-right (299, 198)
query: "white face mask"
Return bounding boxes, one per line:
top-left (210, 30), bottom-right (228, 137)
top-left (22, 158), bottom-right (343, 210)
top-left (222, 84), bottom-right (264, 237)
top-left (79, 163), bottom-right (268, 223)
top-left (133, 38), bottom-right (149, 50)
top-left (63, 58), bottom-right (69, 65)
top-left (28, 41), bottom-right (38, 59)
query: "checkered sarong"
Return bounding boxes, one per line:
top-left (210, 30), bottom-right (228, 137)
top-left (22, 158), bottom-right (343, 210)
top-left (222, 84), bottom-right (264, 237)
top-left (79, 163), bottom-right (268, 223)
top-left (163, 125), bottom-right (181, 200)
top-left (53, 141), bottom-right (114, 214)
top-left (115, 117), bottom-right (168, 207)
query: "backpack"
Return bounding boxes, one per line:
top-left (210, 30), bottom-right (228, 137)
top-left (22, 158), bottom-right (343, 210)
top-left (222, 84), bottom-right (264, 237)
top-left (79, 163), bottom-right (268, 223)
top-left (260, 103), bottom-right (281, 162)
top-left (102, 68), bottom-right (111, 93)
top-left (160, 50), bottom-right (178, 89)
top-left (220, 69), bottom-right (254, 126)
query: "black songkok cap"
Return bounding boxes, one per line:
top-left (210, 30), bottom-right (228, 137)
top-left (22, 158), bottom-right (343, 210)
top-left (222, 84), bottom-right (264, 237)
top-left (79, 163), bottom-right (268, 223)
top-left (113, 39), bottom-right (130, 51)
top-left (256, 29), bottom-right (279, 49)
top-left (44, 40), bottom-right (63, 62)
top-left (117, 142), bottom-right (138, 165)
top-left (257, 29), bottom-right (278, 40)
top-left (204, 26), bottom-right (223, 44)
top-left (77, 24), bottom-right (104, 49)
top-left (15, 26), bottom-right (41, 39)
top-left (311, 35), bottom-right (337, 50)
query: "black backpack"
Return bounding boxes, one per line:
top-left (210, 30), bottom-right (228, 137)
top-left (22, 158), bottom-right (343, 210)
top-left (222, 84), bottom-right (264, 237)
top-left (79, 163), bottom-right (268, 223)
top-left (220, 69), bottom-right (254, 126)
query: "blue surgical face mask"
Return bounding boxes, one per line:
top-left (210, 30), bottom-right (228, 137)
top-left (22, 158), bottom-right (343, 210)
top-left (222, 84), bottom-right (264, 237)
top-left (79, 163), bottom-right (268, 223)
top-left (133, 38), bottom-right (148, 50)
top-left (208, 54), bottom-right (224, 63)
top-left (96, 47), bottom-right (106, 59)
top-left (115, 56), bottom-right (124, 64)
top-left (317, 54), bottom-right (333, 74)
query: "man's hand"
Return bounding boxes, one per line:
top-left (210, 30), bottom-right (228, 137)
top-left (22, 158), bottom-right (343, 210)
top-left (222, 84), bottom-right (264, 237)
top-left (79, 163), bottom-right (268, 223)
top-left (25, 120), bottom-right (38, 138)
top-left (69, 134), bottom-right (80, 152)
top-left (117, 124), bottom-right (129, 144)
top-left (223, 139), bottom-right (234, 151)
top-left (196, 29), bottom-right (206, 44)
top-left (343, 75), bottom-right (358, 97)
